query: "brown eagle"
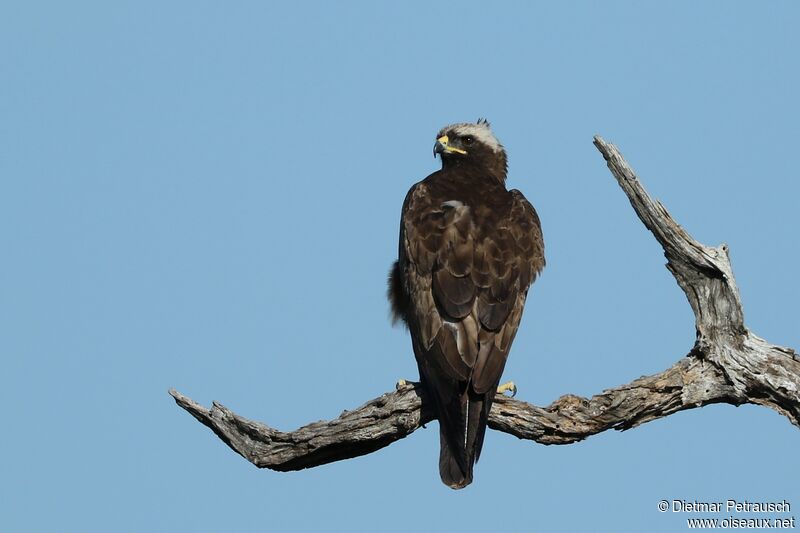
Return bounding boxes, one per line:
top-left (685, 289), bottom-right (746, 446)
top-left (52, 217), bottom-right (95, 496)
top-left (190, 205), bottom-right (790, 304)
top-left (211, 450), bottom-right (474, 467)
top-left (388, 119), bottom-right (544, 489)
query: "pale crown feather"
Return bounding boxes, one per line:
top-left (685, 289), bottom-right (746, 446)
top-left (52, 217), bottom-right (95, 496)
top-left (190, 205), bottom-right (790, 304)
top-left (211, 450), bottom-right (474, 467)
top-left (438, 121), bottom-right (503, 153)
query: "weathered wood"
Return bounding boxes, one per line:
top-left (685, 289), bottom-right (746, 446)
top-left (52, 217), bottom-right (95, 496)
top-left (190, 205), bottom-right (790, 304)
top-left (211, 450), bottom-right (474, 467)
top-left (170, 136), bottom-right (798, 472)
top-left (169, 385), bottom-right (433, 471)
top-left (593, 136), bottom-right (799, 425)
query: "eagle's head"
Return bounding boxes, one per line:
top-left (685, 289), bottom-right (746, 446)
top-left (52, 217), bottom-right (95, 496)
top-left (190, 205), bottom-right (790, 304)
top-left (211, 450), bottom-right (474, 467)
top-left (434, 118), bottom-right (508, 181)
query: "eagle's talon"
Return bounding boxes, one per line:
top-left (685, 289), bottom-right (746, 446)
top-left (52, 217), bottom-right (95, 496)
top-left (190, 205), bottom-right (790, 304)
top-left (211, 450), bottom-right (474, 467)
top-left (396, 378), bottom-right (412, 390)
top-left (497, 381), bottom-right (517, 397)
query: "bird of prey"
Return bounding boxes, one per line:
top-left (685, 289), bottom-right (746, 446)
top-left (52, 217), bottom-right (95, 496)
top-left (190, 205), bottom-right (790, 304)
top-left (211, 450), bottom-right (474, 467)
top-left (388, 119), bottom-right (544, 489)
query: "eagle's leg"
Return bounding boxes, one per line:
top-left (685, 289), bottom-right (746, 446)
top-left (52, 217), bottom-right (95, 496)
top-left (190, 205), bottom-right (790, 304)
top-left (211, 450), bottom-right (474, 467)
top-left (496, 381), bottom-right (517, 397)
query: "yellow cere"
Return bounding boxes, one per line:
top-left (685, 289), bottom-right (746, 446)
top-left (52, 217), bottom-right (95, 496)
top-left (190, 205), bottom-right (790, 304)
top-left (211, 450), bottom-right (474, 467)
top-left (437, 135), bottom-right (467, 155)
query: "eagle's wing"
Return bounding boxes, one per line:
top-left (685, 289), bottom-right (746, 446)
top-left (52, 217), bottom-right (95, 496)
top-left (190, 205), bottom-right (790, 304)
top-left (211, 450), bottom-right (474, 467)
top-left (399, 182), bottom-right (544, 487)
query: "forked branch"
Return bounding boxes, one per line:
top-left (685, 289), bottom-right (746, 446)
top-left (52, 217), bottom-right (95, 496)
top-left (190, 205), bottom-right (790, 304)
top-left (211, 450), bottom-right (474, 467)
top-left (170, 136), bottom-right (799, 472)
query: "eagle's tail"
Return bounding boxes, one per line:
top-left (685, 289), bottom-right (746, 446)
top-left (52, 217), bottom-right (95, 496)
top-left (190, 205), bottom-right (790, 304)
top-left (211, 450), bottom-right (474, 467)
top-left (438, 390), bottom-right (492, 489)
top-left (438, 424), bottom-right (472, 489)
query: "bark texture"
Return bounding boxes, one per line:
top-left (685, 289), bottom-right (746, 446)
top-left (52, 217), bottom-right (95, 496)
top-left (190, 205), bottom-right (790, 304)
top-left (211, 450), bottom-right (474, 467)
top-left (170, 136), bottom-right (799, 471)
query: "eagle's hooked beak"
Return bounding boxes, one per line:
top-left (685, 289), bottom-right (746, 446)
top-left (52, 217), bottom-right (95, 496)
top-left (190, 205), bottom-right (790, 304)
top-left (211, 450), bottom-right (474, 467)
top-left (433, 135), bottom-right (467, 158)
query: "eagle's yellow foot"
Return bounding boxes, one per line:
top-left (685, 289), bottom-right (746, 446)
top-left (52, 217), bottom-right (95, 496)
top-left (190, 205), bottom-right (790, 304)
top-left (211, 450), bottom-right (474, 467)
top-left (396, 378), bottom-right (414, 390)
top-left (496, 381), bottom-right (517, 397)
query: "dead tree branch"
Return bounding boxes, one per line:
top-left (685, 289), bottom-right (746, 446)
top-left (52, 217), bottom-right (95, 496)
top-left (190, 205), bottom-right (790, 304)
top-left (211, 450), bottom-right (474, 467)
top-left (170, 136), bottom-right (799, 472)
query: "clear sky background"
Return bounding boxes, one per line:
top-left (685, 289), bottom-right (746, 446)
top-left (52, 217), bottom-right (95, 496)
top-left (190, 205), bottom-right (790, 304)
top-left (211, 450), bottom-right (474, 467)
top-left (2, 2), bottom-right (798, 532)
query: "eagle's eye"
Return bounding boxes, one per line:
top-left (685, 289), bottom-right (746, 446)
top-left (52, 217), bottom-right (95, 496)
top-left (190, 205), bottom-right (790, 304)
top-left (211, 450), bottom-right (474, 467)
top-left (462, 135), bottom-right (474, 145)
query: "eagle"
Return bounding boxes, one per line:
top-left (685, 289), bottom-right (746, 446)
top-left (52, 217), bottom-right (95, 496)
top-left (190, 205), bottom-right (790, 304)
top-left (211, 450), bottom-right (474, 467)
top-left (388, 119), bottom-right (544, 489)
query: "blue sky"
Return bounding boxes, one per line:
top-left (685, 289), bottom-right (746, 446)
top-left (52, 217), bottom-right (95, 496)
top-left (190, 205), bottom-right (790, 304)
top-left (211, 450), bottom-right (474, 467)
top-left (2, 2), bottom-right (798, 531)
